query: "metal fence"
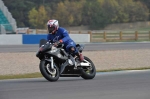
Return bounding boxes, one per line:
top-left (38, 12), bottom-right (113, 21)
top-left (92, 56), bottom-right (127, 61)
top-left (90, 31), bottom-right (150, 42)
top-left (15, 28), bottom-right (150, 42)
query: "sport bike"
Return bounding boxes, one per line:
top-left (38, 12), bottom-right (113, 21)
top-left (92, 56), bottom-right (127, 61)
top-left (36, 39), bottom-right (96, 82)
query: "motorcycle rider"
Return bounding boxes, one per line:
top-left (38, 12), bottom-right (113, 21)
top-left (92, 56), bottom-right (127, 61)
top-left (47, 19), bottom-right (84, 63)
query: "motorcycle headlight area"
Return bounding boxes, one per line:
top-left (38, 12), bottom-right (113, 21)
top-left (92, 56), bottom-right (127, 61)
top-left (50, 49), bottom-right (57, 53)
top-left (50, 47), bottom-right (58, 53)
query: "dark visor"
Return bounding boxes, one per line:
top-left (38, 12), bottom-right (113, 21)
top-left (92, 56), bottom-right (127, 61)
top-left (48, 25), bottom-right (55, 33)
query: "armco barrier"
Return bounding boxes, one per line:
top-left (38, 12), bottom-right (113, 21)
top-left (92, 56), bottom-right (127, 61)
top-left (23, 34), bottom-right (90, 44)
top-left (70, 34), bottom-right (90, 43)
top-left (23, 34), bottom-right (47, 44)
top-left (0, 34), bottom-right (90, 45)
top-left (0, 34), bottom-right (22, 45)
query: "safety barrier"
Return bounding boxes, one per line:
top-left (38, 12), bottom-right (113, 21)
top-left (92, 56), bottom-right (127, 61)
top-left (0, 34), bottom-right (22, 45)
top-left (1, 31), bottom-right (150, 45)
top-left (23, 34), bottom-right (47, 44)
top-left (0, 34), bottom-right (90, 45)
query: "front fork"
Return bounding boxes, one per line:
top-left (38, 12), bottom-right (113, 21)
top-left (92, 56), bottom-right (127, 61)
top-left (45, 57), bottom-right (57, 76)
top-left (45, 57), bottom-right (54, 69)
top-left (50, 57), bottom-right (54, 69)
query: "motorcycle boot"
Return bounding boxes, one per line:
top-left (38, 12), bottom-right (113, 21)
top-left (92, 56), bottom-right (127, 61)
top-left (76, 52), bottom-right (84, 62)
top-left (70, 47), bottom-right (84, 62)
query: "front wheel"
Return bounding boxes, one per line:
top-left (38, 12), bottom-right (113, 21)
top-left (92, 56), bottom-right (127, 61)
top-left (80, 56), bottom-right (96, 79)
top-left (39, 60), bottom-right (59, 82)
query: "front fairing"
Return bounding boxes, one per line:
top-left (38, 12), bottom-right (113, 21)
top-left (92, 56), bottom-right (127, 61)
top-left (36, 42), bottom-right (52, 58)
top-left (40, 43), bottom-right (52, 52)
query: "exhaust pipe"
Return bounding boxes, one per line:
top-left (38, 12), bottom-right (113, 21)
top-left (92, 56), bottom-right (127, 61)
top-left (80, 63), bottom-right (90, 66)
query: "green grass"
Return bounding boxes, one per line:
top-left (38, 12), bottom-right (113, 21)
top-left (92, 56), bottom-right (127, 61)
top-left (137, 27), bottom-right (150, 31)
top-left (0, 72), bottom-right (42, 80)
top-left (97, 67), bottom-right (150, 72)
top-left (0, 67), bottom-right (150, 80)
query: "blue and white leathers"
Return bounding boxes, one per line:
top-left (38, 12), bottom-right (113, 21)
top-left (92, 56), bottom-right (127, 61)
top-left (47, 27), bottom-right (78, 54)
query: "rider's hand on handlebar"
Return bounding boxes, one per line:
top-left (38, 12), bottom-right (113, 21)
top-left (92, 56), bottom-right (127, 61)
top-left (54, 41), bottom-right (59, 47)
top-left (54, 40), bottom-right (63, 47)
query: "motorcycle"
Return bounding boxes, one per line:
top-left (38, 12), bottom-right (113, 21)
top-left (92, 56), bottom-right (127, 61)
top-left (36, 39), bottom-right (96, 82)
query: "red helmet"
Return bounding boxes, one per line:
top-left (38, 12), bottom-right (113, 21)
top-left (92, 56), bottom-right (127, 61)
top-left (47, 19), bottom-right (59, 34)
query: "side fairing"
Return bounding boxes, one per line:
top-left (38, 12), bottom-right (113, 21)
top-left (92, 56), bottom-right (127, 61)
top-left (46, 49), bottom-right (68, 61)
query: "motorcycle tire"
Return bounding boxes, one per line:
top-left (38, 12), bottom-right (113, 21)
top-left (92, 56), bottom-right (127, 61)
top-left (39, 60), bottom-right (59, 82)
top-left (80, 56), bottom-right (96, 79)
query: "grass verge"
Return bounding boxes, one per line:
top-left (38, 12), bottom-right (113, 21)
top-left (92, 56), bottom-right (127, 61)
top-left (96, 67), bottom-right (150, 72)
top-left (0, 67), bottom-right (150, 80)
top-left (0, 72), bottom-right (42, 80)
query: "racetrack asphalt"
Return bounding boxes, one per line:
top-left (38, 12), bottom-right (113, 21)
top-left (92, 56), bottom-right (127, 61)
top-left (0, 70), bottom-right (150, 99)
top-left (0, 42), bottom-right (150, 99)
top-left (1, 42), bottom-right (150, 52)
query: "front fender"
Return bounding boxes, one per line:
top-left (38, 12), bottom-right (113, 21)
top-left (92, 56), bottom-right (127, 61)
top-left (45, 59), bottom-right (52, 62)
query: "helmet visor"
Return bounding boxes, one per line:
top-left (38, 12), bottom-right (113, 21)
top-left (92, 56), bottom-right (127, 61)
top-left (48, 25), bottom-right (55, 33)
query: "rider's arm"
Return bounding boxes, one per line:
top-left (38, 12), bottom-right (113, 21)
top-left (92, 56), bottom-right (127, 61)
top-left (61, 29), bottom-right (71, 43)
top-left (47, 34), bottom-right (52, 43)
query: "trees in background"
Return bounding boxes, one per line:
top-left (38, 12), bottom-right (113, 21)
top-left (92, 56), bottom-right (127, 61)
top-left (134, 0), bottom-right (150, 20)
top-left (82, 0), bottom-right (149, 29)
top-left (28, 5), bottom-right (48, 29)
top-left (3, 0), bottom-right (150, 29)
top-left (82, 0), bottom-right (109, 29)
top-left (54, 0), bottom-right (85, 26)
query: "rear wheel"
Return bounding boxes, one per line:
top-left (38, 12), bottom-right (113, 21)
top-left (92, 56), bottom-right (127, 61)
top-left (80, 56), bottom-right (96, 79)
top-left (39, 60), bottom-right (59, 82)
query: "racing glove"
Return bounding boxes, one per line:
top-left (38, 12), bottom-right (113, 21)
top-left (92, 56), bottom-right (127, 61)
top-left (54, 40), bottom-right (63, 47)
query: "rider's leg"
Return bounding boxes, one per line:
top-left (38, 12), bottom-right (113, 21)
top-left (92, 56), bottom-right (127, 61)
top-left (66, 42), bottom-right (84, 62)
top-left (75, 51), bottom-right (84, 62)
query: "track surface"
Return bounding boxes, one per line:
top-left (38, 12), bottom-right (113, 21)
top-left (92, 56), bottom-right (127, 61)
top-left (0, 70), bottom-right (150, 99)
top-left (1, 42), bottom-right (150, 52)
top-left (0, 42), bottom-right (150, 99)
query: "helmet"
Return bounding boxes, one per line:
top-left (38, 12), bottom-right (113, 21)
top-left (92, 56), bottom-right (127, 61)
top-left (47, 19), bottom-right (59, 34)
